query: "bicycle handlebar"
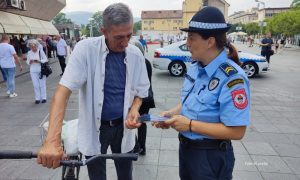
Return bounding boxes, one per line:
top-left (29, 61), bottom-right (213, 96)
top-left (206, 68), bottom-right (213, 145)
top-left (0, 150), bottom-right (138, 167)
top-left (0, 150), bottom-right (37, 159)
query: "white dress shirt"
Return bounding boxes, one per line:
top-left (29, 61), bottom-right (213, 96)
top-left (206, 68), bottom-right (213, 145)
top-left (56, 39), bottom-right (67, 56)
top-left (26, 50), bottom-right (48, 72)
top-left (60, 36), bottom-right (150, 156)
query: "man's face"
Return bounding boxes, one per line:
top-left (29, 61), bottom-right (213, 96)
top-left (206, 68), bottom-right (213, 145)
top-left (102, 23), bottom-right (133, 52)
top-left (267, 32), bottom-right (272, 38)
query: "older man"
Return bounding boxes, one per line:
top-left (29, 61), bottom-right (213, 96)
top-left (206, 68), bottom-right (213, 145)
top-left (37, 3), bottom-right (149, 180)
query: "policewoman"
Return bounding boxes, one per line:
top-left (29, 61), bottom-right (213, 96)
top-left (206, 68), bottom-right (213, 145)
top-left (155, 7), bottom-right (250, 180)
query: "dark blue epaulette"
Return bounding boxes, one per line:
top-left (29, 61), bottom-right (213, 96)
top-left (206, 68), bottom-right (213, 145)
top-left (191, 61), bottom-right (197, 64)
top-left (219, 63), bottom-right (238, 77)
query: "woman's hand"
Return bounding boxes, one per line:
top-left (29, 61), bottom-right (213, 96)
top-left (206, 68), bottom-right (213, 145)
top-left (164, 115), bottom-right (190, 132)
top-left (152, 110), bottom-right (174, 129)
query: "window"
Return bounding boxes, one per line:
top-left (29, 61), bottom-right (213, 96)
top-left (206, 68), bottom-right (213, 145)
top-left (203, 0), bottom-right (208, 6)
top-left (179, 44), bottom-right (189, 51)
top-left (144, 27), bottom-right (148, 30)
top-left (162, 21), bottom-right (165, 24)
top-left (173, 27), bottom-right (177, 30)
top-left (150, 27), bottom-right (154, 30)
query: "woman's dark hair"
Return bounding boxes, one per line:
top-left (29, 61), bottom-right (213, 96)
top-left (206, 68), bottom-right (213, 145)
top-left (197, 32), bottom-right (242, 66)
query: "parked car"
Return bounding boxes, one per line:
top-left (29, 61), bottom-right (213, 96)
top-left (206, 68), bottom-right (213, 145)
top-left (153, 40), bottom-right (269, 78)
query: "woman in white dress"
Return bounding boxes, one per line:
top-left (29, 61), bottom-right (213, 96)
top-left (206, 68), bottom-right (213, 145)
top-left (26, 40), bottom-right (48, 104)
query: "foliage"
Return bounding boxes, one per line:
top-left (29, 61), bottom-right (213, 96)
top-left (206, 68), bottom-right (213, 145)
top-left (266, 9), bottom-right (300, 36)
top-left (244, 22), bottom-right (260, 35)
top-left (83, 11), bottom-right (103, 37)
top-left (133, 21), bottom-right (141, 34)
top-left (291, 0), bottom-right (300, 8)
top-left (52, 13), bottom-right (73, 25)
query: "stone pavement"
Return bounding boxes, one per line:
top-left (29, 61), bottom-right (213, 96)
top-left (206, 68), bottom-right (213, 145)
top-left (0, 42), bottom-right (300, 180)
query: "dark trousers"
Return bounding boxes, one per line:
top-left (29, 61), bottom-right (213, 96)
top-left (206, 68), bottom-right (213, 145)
top-left (261, 51), bottom-right (271, 63)
top-left (86, 124), bottom-right (133, 180)
top-left (179, 142), bottom-right (235, 180)
top-left (57, 55), bottom-right (66, 73)
top-left (137, 108), bottom-right (150, 151)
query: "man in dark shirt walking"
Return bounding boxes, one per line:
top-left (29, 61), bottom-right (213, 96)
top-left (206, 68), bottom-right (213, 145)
top-left (259, 32), bottom-right (274, 64)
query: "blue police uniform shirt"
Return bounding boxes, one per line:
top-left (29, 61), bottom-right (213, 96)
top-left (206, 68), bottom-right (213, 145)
top-left (180, 50), bottom-right (250, 140)
top-left (101, 50), bottom-right (126, 121)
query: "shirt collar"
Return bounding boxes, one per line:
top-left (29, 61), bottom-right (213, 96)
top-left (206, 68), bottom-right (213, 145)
top-left (100, 36), bottom-right (128, 64)
top-left (203, 49), bottom-right (227, 78)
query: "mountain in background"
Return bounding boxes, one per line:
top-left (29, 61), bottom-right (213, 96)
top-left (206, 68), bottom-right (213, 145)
top-left (65, 11), bottom-right (141, 26)
top-left (65, 11), bottom-right (94, 25)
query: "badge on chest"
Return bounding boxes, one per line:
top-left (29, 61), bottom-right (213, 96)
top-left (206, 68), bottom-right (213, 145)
top-left (208, 78), bottom-right (220, 91)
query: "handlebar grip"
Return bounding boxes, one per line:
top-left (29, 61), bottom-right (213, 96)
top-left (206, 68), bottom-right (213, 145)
top-left (0, 151), bottom-right (37, 159)
top-left (60, 160), bottom-right (84, 167)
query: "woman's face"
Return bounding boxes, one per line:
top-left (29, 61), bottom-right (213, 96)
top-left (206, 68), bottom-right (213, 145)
top-left (31, 44), bottom-right (38, 52)
top-left (186, 32), bottom-right (209, 61)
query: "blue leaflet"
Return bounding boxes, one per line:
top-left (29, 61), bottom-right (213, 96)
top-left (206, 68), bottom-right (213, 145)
top-left (138, 114), bottom-right (169, 122)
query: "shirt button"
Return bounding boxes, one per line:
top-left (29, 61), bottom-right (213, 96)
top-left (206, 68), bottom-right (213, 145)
top-left (97, 117), bottom-right (100, 120)
top-left (98, 103), bottom-right (102, 106)
top-left (102, 89), bottom-right (104, 92)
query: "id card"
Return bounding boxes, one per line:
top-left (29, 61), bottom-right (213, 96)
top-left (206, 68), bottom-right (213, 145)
top-left (138, 114), bottom-right (169, 123)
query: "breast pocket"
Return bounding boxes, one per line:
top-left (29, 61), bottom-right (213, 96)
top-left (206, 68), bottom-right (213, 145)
top-left (198, 92), bottom-right (219, 108)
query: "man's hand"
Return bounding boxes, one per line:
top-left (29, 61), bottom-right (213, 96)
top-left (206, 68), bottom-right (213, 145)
top-left (37, 142), bottom-right (64, 169)
top-left (125, 109), bottom-right (141, 129)
top-left (164, 115), bottom-right (190, 132)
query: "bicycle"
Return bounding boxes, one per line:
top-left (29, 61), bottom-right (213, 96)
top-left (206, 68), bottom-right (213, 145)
top-left (0, 150), bottom-right (138, 180)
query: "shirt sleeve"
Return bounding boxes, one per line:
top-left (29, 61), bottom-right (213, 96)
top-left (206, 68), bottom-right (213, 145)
top-left (133, 53), bottom-right (150, 99)
top-left (10, 45), bottom-right (16, 55)
top-left (218, 75), bottom-right (250, 126)
top-left (59, 41), bottom-right (87, 92)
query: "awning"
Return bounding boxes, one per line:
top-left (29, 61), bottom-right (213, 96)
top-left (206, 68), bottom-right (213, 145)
top-left (39, 20), bottom-right (59, 35)
top-left (0, 11), bottom-right (31, 34)
top-left (20, 16), bottom-right (48, 35)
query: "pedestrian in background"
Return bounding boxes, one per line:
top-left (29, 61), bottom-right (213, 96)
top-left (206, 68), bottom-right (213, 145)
top-left (130, 39), bottom-right (155, 156)
top-left (0, 34), bottom-right (23, 98)
top-left (139, 35), bottom-right (148, 52)
top-left (70, 37), bottom-right (77, 52)
top-left (56, 35), bottom-right (68, 76)
top-left (154, 7), bottom-right (250, 180)
top-left (26, 40), bottom-right (48, 104)
top-left (259, 32), bottom-right (274, 64)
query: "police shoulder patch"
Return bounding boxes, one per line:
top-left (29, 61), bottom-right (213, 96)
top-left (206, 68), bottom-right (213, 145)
top-left (227, 78), bottom-right (244, 89)
top-left (219, 63), bottom-right (238, 77)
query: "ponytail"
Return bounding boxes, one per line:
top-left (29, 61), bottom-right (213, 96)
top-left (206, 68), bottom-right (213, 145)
top-left (198, 32), bottom-right (242, 66)
top-left (225, 41), bottom-right (242, 66)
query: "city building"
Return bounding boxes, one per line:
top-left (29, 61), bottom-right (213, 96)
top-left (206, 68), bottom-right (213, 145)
top-left (0, 0), bottom-right (65, 35)
top-left (228, 7), bottom-right (291, 25)
top-left (141, 0), bottom-right (229, 41)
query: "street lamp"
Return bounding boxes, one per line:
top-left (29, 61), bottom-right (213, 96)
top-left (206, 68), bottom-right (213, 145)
top-left (88, 17), bottom-right (94, 37)
top-left (255, 0), bottom-right (265, 9)
top-left (255, 0), bottom-right (266, 35)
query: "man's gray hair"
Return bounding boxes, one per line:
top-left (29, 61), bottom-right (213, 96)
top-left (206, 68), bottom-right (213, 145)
top-left (29, 39), bottom-right (40, 47)
top-left (102, 3), bottom-right (133, 28)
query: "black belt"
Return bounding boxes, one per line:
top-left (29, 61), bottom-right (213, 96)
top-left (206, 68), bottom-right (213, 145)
top-left (101, 117), bottom-right (123, 127)
top-left (178, 134), bottom-right (231, 151)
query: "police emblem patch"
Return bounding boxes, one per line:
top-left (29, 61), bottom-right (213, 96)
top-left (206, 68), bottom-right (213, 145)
top-left (208, 78), bottom-right (220, 91)
top-left (231, 89), bottom-right (248, 109)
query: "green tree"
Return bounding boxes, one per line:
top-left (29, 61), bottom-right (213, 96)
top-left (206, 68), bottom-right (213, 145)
top-left (267, 9), bottom-right (300, 36)
top-left (52, 13), bottom-right (73, 25)
top-left (244, 22), bottom-right (260, 35)
top-left (291, 0), bottom-right (300, 8)
top-left (85, 11), bottom-right (103, 37)
top-left (133, 21), bottom-right (141, 34)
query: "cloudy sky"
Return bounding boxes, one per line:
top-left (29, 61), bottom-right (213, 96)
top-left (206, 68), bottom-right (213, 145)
top-left (63, 0), bottom-right (293, 17)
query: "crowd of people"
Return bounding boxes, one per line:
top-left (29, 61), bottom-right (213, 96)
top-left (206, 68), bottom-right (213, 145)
top-left (0, 33), bottom-right (74, 104)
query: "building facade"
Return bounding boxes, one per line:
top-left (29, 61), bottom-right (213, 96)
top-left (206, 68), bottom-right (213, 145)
top-left (0, 0), bottom-right (65, 35)
top-left (228, 7), bottom-right (291, 25)
top-left (141, 0), bottom-right (229, 41)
